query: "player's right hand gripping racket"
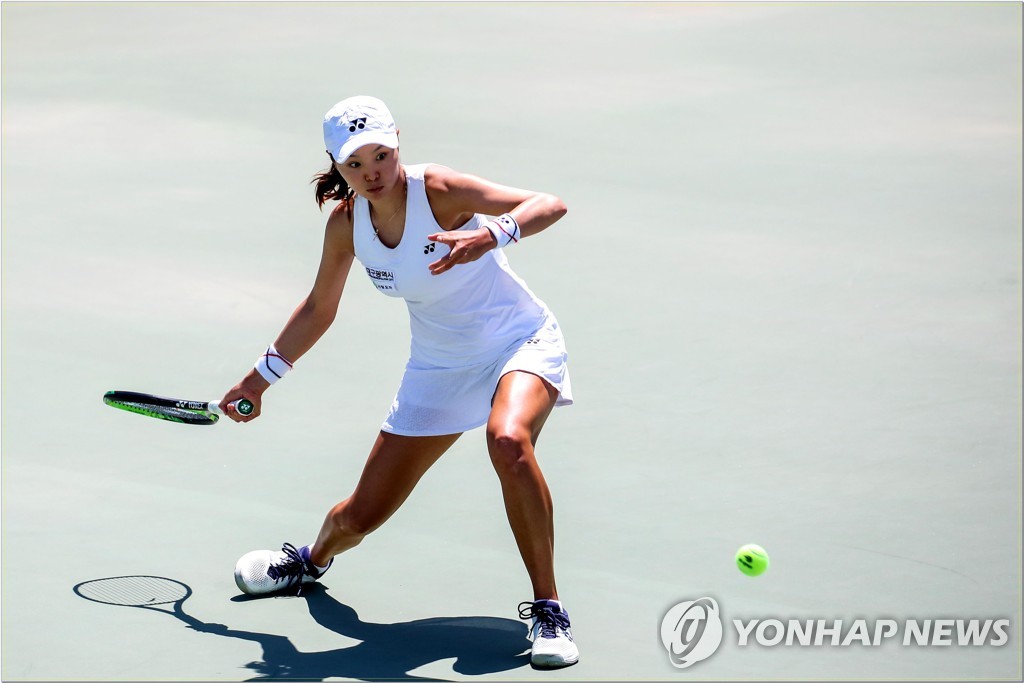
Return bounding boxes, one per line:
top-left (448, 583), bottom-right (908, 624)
top-left (103, 390), bottom-right (253, 425)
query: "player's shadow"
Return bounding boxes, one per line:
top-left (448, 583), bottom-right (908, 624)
top-left (186, 583), bottom-right (527, 681)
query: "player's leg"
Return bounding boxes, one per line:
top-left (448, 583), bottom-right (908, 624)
top-left (235, 431), bottom-right (460, 595)
top-left (487, 370), bottom-right (578, 668)
top-left (487, 371), bottom-right (559, 598)
top-left (310, 430), bottom-right (461, 562)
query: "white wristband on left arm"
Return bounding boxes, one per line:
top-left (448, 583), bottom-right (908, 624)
top-left (483, 213), bottom-right (520, 247)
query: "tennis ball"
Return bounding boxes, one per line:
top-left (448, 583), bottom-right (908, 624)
top-left (736, 543), bottom-right (769, 576)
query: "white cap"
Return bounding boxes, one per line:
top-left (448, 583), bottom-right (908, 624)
top-left (323, 96), bottom-right (398, 162)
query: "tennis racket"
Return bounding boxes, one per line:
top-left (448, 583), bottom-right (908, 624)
top-left (73, 575), bottom-right (192, 618)
top-left (103, 390), bottom-right (254, 425)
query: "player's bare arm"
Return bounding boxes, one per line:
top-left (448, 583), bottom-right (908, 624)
top-left (424, 165), bottom-right (567, 275)
top-left (220, 206), bottom-right (355, 421)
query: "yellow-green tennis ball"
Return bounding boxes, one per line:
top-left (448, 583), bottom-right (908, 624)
top-left (736, 544), bottom-right (769, 576)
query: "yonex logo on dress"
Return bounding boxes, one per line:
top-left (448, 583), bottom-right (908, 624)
top-left (423, 244), bottom-right (436, 254)
top-left (660, 598), bottom-right (723, 669)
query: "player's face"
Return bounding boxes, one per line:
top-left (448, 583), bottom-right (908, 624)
top-left (336, 144), bottom-right (401, 199)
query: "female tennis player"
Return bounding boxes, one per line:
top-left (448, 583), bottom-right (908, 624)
top-left (220, 96), bottom-right (578, 668)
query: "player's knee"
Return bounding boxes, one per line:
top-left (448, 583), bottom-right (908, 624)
top-left (487, 428), bottom-right (533, 477)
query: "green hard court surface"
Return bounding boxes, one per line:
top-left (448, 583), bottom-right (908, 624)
top-left (2, 3), bottom-right (1020, 680)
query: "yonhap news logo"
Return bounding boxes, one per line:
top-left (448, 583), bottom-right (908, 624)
top-left (730, 616), bottom-right (1011, 648)
top-left (660, 598), bottom-right (1011, 670)
top-left (660, 598), bottom-right (724, 668)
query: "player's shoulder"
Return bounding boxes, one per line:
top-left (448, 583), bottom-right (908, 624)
top-left (325, 200), bottom-right (355, 252)
top-left (423, 163), bottom-right (465, 193)
top-left (326, 199), bottom-right (354, 228)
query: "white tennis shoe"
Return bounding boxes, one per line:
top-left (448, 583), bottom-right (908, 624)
top-left (234, 543), bottom-right (331, 596)
top-left (519, 599), bottom-right (579, 668)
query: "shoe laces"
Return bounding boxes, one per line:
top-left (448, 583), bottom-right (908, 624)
top-left (266, 543), bottom-right (309, 592)
top-left (518, 601), bottom-right (571, 640)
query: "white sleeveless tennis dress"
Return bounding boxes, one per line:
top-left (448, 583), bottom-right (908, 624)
top-left (352, 163), bottom-right (573, 436)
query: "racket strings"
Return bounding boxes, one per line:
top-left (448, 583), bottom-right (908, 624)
top-left (75, 576), bottom-right (189, 606)
top-left (123, 402), bottom-right (197, 420)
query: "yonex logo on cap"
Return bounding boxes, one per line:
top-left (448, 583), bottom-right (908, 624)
top-left (324, 96), bottom-right (398, 162)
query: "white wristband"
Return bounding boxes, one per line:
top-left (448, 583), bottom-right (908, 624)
top-left (254, 344), bottom-right (293, 385)
top-left (483, 222), bottom-right (501, 246)
top-left (485, 213), bottom-right (520, 247)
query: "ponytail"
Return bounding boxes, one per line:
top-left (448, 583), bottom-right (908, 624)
top-left (312, 152), bottom-right (354, 209)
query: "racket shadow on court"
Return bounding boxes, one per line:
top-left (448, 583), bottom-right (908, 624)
top-left (73, 576), bottom-right (530, 681)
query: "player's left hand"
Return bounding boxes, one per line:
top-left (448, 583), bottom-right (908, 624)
top-left (427, 228), bottom-right (496, 275)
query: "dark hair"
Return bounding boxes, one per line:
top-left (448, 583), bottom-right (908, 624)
top-left (312, 152), bottom-right (354, 209)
